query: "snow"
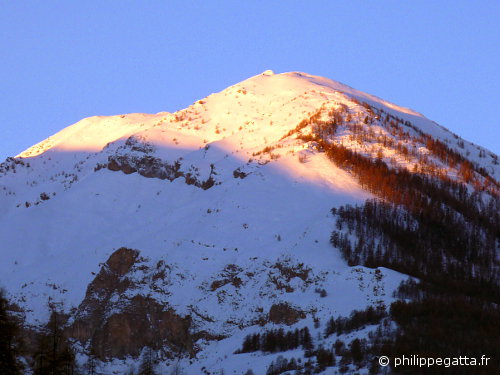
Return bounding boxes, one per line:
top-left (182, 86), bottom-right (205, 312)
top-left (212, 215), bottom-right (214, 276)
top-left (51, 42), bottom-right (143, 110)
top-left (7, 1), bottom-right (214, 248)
top-left (0, 70), bottom-right (497, 373)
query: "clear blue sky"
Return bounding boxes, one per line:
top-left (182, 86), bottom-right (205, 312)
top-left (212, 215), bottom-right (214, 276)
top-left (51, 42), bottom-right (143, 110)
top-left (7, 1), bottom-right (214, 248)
top-left (1, 1), bottom-right (499, 160)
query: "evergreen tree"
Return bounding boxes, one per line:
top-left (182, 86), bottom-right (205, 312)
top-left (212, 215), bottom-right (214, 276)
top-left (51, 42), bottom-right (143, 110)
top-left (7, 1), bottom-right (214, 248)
top-left (32, 304), bottom-right (78, 375)
top-left (84, 342), bottom-right (99, 375)
top-left (0, 289), bottom-right (23, 375)
top-left (300, 327), bottom-right (312, 350)
top-left (138, 347), bottom-right (157, 375)
top-left (316, 346), bottom-right (335, 369)
top-left (350, 338), bottom-right (364, 364)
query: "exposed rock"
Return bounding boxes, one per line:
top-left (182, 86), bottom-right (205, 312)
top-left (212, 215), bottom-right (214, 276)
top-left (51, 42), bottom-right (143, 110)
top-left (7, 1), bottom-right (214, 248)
top-left (268, 260), bottom-right (313, 293)
top-left (107, 155), bottom-right (176, 179)
top-left (70, 248), bottom-right (195, 359)
top-left (106, 153), bottom-right (218, 189)
top-left (106, 158), bottom-right (122, 172)
top-left (90, 295), bottom-right (193, 359)
top-left (106, 247), bottom-right (140, 276)
top-left (268, 302), bottom-right (305, 326)
top-left (232, 168), bottom-right (248, 179)
top-left (210, 264), bottom-right (244, 291)
top-left (0, 157), bottom-right (29, 175)
top-left (273, 261), bottom-right (310, 282)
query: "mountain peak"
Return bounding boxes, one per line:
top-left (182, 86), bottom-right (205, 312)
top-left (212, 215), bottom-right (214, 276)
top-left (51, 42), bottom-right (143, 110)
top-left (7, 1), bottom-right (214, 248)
top-left (8, 71), bottom-right (499, 186)
top-left (1, 70), bottom-right (499, 373)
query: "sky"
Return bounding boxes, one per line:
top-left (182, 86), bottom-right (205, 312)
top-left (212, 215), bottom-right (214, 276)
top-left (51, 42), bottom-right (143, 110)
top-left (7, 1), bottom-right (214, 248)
top-left (1, 1), bottom-right (499, 160)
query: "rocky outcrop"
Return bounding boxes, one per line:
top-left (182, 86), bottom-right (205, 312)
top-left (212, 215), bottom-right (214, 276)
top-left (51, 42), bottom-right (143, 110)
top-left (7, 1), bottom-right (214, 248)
top-left (268, 302), bottom-right (305, 326)
top-left (107, 154), bottom-right (181, 180)
top-left (103, 134), bottom-right (220, 189)
top-left (89, 295), bottom-right (193, 359)
top-left (0, 157), bottom-right (30, 175)
top-left (210, 264), bottom-right (244, 291)
top-left (232, 168), bottom-right (248, 179)
top-left (106, 154), bottom-right (217, 190)
top-left (70, 248), bottom-right (194, 359)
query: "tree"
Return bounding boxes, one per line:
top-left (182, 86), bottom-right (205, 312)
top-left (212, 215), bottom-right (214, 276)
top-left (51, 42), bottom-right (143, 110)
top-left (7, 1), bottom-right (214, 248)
top-left (84, 342), bottom-right (99, 375)
top-left (350, 338), bottom-right (364, 364)
top-left (0, 289), bottom-right (23, 375)
top-left (316, 346), bottom-right (335, 369)
top-left (300, 327), bottom-right (313, 350)
top-left (32, 304), bottom-right (78, 375)
top-left (138, 347), bottom-right (157, 375)
top-left (334, 339), bottom-right (345, 356)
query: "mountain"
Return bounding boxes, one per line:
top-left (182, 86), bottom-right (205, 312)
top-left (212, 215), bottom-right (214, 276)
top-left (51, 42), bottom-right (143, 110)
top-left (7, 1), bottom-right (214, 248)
top-left (1, 71), bottom-right (498, 374)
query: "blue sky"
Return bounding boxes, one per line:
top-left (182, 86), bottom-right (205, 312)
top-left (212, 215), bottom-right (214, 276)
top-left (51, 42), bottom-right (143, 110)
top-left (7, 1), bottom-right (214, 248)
top-left (1, 1), bottom-right (499, 160)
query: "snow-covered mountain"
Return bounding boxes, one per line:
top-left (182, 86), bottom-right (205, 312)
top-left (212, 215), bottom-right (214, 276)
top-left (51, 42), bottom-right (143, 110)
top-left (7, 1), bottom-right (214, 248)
top-left (1, 71), bottom-right (498, 374)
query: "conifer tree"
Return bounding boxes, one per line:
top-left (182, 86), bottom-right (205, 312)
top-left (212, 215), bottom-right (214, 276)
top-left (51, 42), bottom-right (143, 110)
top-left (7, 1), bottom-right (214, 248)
top-left (138, 347), bottom-right (157, 375)
top-left (32, 304), bottom-right (78, 375)
top-left (0, 289), bottom-right (23, 375)
top-left (84, 341), bottom-right (99, 375)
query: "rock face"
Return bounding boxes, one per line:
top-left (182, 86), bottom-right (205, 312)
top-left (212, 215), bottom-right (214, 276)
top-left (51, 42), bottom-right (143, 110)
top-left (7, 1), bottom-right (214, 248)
top-left (107, 154), bottom-right (181, 180)
top-left (268, 303), bottom-right (306, 326)
top-left (70, 248), bottom-right (194, 359)
top-left (89, 295), bottom-right (193, 359)
top-left (107, 154), bottom-right (217, 189)
top-left (104, 247), bottom-right (140, 276)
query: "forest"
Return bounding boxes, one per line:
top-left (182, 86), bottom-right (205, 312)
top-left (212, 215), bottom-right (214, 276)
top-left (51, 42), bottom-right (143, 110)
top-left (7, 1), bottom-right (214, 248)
top-left (318, 103), bottom-right (500, 373)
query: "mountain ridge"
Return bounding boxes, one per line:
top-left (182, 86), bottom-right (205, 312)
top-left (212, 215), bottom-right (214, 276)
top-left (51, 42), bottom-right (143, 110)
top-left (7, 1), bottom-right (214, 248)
top-left (16, 71), bottom-right (498, 165)
top-left (1, 70), bottom-right (498, 374)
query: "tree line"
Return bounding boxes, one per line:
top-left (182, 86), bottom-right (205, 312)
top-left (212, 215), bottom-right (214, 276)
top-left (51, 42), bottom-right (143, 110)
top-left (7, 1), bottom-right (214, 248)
top-left (236, 326), bottom-right (313, 354)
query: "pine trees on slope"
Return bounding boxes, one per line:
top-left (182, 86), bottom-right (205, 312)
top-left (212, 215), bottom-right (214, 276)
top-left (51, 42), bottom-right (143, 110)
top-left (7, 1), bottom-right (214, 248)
top-left (32, 305), bottom-right (77, 375)
top-left (0, 289), bottom-right (23, 375)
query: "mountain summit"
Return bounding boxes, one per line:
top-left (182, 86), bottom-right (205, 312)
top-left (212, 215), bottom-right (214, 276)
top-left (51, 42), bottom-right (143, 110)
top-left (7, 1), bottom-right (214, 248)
top-left (1, 71), bottom-right (498, 374)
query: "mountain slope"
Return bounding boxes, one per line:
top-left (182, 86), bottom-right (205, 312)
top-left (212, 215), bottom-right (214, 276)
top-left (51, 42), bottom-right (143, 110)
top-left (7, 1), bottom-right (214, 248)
top-left (0, 71), bottom-right (498, 374)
